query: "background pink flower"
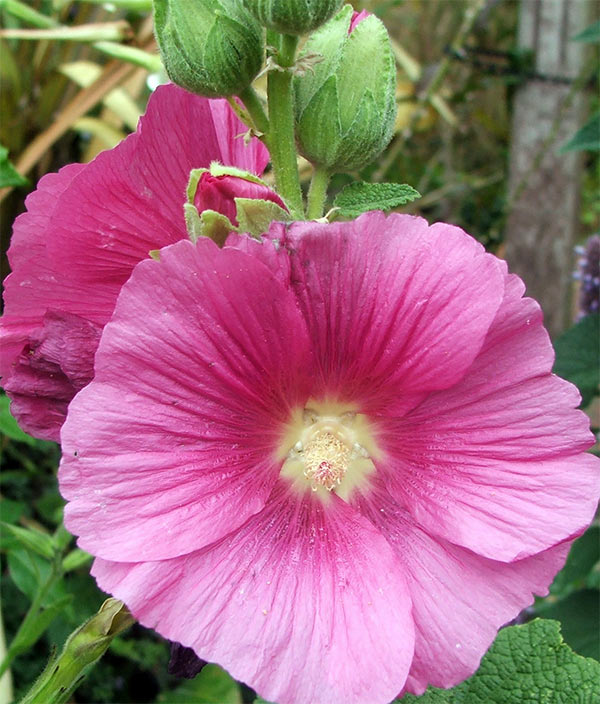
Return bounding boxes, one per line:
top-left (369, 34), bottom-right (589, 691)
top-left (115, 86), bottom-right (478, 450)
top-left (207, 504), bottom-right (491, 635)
top-left (0, 84), bottom-right (269, 441)
top-left (59, 213), bottom-right (600, 704)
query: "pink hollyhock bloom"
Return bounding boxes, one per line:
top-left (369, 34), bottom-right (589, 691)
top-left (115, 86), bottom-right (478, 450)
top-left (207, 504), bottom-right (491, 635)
top-left (0, 84), bottom-right (272, 441)
top-left (59, 212), bottom-right (600, 704)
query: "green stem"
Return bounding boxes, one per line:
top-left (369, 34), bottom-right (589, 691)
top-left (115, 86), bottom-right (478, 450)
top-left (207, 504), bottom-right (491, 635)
top-left (266, 33), bottom-right (304, 218)
top-left (306, 165), bottom-right (331, 219)
top-left (0, 563), bottom-right (61, 679)
top-left (239, 86), bottom-right (269, 136)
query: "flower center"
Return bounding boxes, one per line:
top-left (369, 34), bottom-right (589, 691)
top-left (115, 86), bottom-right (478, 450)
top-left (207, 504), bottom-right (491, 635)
top-left (298, 430), bottom-right (352, 491)
top-left (278, 401), bottom-right (378, 500)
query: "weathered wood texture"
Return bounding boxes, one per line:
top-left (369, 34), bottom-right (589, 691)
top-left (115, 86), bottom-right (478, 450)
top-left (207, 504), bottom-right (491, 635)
top-left (505, 0), bottom-right (589, 338)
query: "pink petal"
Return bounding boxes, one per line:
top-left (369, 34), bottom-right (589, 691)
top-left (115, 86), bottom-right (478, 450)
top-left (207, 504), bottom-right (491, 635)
top-left (354, 478), bottom-right (571, 694)
top-left (349, 9), bottom-right (370, 32)
top-left (1, 86), bottom-right (268, 439)
top-left (0, 164), bottom-right (85, 377)
top-left (379, 267), bottom-right (600, 560)
top-left (45, 84), bottom-right (268, 288)
top-left (207, 98), bottom-right (269, 174)
top-left (91, 482), bottom-right (414, 704)
top-left (279, 213), bottom-right (505, 410)
top-left (3, 312), bottom-right (101, 442)
top-left (59, 238), bottom-right (311, 561)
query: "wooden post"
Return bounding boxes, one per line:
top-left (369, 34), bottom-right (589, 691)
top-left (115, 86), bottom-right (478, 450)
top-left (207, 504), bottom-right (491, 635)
top-left (504, 0), bottom-right (589, 338)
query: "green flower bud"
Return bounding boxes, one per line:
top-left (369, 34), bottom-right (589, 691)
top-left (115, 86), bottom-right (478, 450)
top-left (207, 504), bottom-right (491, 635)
top-left (153, 0), bottom-right (263, 97)
top-left (246, 0), bottom-right (343, 35)
top-left (293, 5), bottom-right (397, 172)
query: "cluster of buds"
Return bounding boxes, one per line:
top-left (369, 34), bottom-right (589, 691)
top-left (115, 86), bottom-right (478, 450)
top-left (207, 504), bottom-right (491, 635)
top-left (152, 0), bottom-right (397, 173)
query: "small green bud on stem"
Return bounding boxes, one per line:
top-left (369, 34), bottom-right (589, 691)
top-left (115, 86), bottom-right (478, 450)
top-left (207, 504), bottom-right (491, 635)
top-left (153, 0), bottom-right (263, 97)
top-left (294, 5), bottom-right (397, 172)
top-left (19, 599), bottom-right (134, 704)
top-left (246, 0), bottom-right (343, 35)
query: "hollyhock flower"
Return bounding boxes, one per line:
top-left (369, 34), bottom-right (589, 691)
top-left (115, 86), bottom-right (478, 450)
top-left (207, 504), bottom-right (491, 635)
top-left (59, 212), bottom-right (600, 704)
top-left (0, 84), bottom-right (273, 441)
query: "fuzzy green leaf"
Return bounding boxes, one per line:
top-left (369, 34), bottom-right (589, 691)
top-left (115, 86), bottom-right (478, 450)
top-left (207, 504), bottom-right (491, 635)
top-left (333, 181), bottom-right (421, 218)
top-left (399, 619), bottom-right (600, 703)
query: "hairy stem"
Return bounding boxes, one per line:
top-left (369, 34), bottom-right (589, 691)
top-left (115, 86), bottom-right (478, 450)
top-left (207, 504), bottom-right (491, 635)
top-left (306, 165), bottom-right (331, 219)
top-left (238, 85), bottom-right (269, 136)
top-left (266, 33), bottom-right (304, 218)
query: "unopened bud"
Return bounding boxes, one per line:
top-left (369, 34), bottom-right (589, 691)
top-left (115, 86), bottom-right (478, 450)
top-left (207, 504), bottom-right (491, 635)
top-left (153, 0), bottom-right (263, 97)
top-left (294, 5), bottom-right (397, 171)
top-left (246, 0), bottom-right (343, 35)
top-left (195, 168), bottom-right (287, 225)
top-left (185, 164), bottom-right (289, 243)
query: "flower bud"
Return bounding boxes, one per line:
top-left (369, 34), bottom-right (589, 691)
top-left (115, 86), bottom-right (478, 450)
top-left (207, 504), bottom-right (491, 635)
top-left (185, 164), bottom-right (289, 243)
top-left (195, 170), bottom-right (286, 225)
top-left (246, 0), bottom-right (343, 35)
top-left (293, 5), bottom-right (397, 172)
top-left (153, 0), bottom-right (263, 97)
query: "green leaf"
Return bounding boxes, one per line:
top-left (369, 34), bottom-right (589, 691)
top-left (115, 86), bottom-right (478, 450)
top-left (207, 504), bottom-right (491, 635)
top-left (553, 313), bottom-right (599, 406)
top-left (160, 664), bottom-right (242, 704)
top-left (0, 498), bottom-right (28, 550)
top-left (234, 197), bottom-right (291, 238)
top-left (0, 497), bottom-right (27, 525)
top-left (550, 526), bottom-right (600, 597)
top-left (1, 522), bottom-right (55, 560)
top-left (399, 619), bottom-right (600, 703)
top-left (536, 591), bottom-right (600, 660)
top-left (572, 20), bottom-right (600, 43)
top-left (333, 181), bottom-right (421, 218)
top-left (7, 549), bottom-right (66, 604)
top-left (561, 113), bottom-right (600, 153)
top-left (0, 393), bottom-right (37, 446)
top-left (0, 144), bottom-right (28, 187)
